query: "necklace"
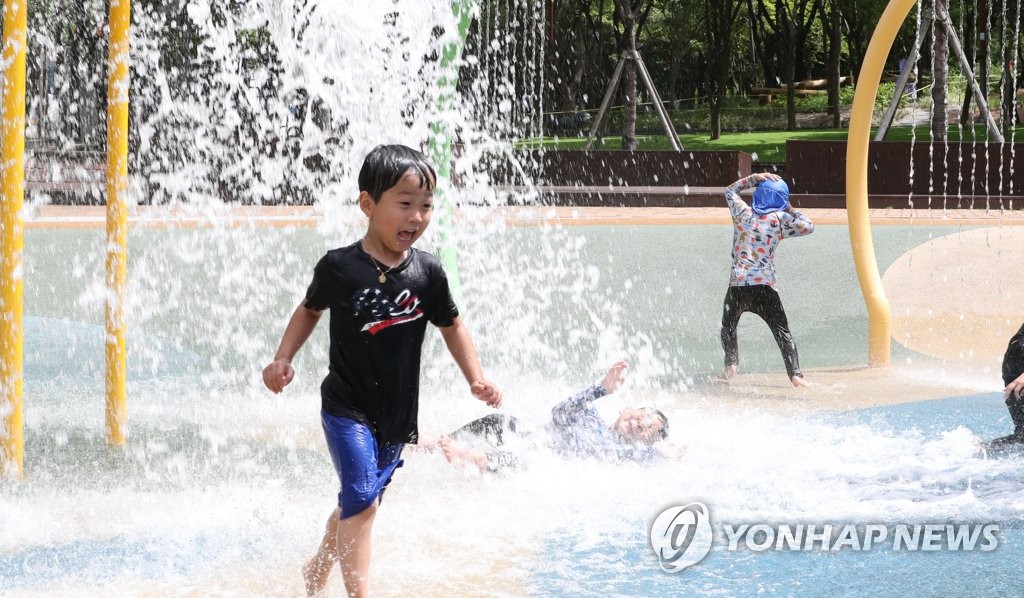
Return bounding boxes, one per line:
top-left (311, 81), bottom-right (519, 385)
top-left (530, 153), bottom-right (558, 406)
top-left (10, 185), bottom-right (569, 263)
top-left (369, 255), bottom-right (397, 283)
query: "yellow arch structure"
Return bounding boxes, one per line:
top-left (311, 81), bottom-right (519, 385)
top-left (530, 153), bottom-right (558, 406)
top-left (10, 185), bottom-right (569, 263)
top-left (846, 0), bottom-right (916, 367)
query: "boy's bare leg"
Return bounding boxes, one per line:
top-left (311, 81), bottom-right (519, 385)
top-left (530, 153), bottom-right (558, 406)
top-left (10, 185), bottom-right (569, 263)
top-left (303, 508), bottom-right (340, 595)
top-left (790, 374), bottom-right (810, 388)
top-left (720, 364), bottom-right (737, 380)
top-left (337, 501), bottom-right (378, 598)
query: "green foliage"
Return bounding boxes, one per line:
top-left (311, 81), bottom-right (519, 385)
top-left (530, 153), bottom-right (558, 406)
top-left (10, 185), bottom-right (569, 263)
top-left (235, 26), bottom-right (282, 97)
top-left (517, 124), bottom-right (1024, 161)
top-left (874, 82), bottom-right (897, 112)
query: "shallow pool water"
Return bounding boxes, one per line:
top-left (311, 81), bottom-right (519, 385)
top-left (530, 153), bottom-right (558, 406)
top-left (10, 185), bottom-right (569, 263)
top-left (3, 221), bottom-right (1021, 596)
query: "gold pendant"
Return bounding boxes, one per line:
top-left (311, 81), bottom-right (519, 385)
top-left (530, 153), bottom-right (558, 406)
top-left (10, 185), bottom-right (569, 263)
top-left (378, 274), bottom-right (387, 284)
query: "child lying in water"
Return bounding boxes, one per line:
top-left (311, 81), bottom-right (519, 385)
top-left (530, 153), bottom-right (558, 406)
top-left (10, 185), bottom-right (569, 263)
top-left (416, 361), bottom-right (686, 473)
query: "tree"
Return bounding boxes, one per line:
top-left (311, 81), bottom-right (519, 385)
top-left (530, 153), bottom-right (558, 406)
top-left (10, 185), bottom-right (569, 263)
top-left (775, 0), bottom-right (825, 131)
top-left (746, 0), bottom-right (778, 86)
top-left (612, 0), bottom-right (653, 150)
top-left (825, 0), bottom-right (842, 128)
top-left (701, 0), bottom-right (743, 139)
top-left (959, 0), bottom-right (976, 128)
top-left (931, 0), bottom-right (949, 141)
top-left (999, 0), bottom-right (1021, 132)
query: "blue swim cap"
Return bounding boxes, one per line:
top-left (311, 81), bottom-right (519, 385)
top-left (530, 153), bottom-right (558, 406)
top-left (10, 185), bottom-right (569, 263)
top-left (752, 179), bottom-right (790, 214)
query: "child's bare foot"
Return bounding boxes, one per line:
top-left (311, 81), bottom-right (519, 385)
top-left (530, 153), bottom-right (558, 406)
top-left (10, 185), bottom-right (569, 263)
top-left (302, 553), bottom-right (334, 596)
top-left (409, 434), bottom-right (441, 452)
top-left (439, 436), bottom-right (488, 472)
top-left (437, 435), bottom-right (455, 462)
top-left (438, 435), bottom-right (470, 464)
top-left (719, 365), bottom-right (737, 380)
top-left (790, 375), bottom-right (810, 388)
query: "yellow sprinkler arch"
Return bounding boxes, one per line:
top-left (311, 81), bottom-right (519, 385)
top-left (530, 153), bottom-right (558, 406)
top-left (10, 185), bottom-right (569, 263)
top-left (846, 0), bottom-right (917, 367)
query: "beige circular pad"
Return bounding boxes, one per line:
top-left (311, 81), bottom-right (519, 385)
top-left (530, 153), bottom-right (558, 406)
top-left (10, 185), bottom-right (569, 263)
top-left (883, 226), bottom-right (1024, 366)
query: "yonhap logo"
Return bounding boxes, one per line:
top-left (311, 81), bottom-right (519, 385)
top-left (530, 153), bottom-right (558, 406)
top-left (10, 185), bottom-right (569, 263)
top-left (648, 501), bottom-right (1001, 574)
top-left (649, 502), bottom-right (713, 572)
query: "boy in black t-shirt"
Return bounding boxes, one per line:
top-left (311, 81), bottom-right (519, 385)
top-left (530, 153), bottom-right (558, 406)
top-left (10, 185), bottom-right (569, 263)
top-left (988, 323), bottom-right (1024, 447)
top-left (262, 144), bottom-right (502, 597)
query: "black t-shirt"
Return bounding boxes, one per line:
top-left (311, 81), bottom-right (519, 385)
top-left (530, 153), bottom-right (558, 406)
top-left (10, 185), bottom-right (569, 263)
top-left (304, 241), bottom-right (459, 443)
top-left (1004, 323), bottom-right (1024, 386)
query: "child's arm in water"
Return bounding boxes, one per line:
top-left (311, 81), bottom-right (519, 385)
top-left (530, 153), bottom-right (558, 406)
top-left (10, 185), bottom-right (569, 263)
top-left (262, 300), bottom-right (324, 393)
top-left (550, 385), bottom-right (606, 426)
top-left (654, 440), bottom-right (687, 461)
top-left (551, 361), bottom-right (629, 426)
top-left (439, 316), bottom-right (503, 408)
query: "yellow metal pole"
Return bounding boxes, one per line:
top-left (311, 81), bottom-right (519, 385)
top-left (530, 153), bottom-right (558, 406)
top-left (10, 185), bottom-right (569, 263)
top-left (1, 0), bottom-right (28, 479)
top-left (106, 0), bottom-right (131, 445)
top-left (846, 0), bottom-right (915, 367)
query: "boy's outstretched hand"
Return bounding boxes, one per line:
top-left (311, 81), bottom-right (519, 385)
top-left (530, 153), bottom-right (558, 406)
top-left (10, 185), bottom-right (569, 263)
top-left (601, 360), bottom-right (629, 394)
top-left (471, 380), bottom-right (503, 408)
top-left (263, 359), bottom-right (295, 393)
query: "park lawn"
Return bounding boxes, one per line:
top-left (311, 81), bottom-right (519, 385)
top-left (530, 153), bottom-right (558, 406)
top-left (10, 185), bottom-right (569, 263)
top-left (515, 129), bottom-right (848, 162)
top-left (516, 124), bottom-right (1024, 162)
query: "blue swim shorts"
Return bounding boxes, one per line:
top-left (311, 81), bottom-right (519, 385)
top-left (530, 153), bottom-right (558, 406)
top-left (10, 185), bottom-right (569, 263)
top-left (320, 411), bottom-right (405, 518)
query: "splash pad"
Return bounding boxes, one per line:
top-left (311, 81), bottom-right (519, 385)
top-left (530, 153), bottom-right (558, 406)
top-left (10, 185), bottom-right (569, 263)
top-left (4, 206), bottom-right (1024, 596)
top-left (3, 0), bottom-right (1024, 595)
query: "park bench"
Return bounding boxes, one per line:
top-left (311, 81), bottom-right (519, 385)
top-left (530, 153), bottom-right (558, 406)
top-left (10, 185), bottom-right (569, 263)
top-left (750, 75), bottom-right (854, 104)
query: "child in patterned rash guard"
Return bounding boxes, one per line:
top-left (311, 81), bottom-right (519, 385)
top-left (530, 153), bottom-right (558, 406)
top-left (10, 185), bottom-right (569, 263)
top-left (719, 172), bottom-right (814, 388)
top-left (421, 361), bottom-right (687, 473)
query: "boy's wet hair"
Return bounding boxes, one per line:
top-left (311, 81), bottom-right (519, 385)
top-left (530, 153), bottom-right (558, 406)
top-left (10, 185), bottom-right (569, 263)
top-left (643, 407), bottom-right (669, 442)
top-left (358, 144), bottom-right (437, 202)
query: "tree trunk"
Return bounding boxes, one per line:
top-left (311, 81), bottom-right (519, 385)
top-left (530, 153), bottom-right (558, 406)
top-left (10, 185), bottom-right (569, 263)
top-left (616, 0), bottom-right (639, 150)
top-left (785, 16), bottom-right (797, 131)
top-left (827, 0), bottom-right (841, 127)
top-left (710, 97), bottom-right (723, 140)
top-left (960, 0), bottom-right (975, 127)
top-left (744, 0), bottom-right (763, 87)
top-left (749, 0), bottom-right (777, 86)
top-left (705, 0), bottom-right (741, 140)
top-left (1002, 54), bottom-right (1017, 132)
top-left (1000, 0), bottom-right (1018, 132)
top-left (667, 52), bottom-right (681, 106)
top-left (569, 27), bottom-right (586, 110)
top-left (841, 0), bottom-right (866, 86)
top-left (931, 0), bottom-right (949, 141)
top-left (979, 0), bottom-right (989, 108)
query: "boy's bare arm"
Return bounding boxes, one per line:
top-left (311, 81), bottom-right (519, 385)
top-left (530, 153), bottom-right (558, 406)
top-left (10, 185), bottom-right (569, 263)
top-left (439, 316), bottom-right (503, 408)
top-left (263, 300), bottom-right (324, 393)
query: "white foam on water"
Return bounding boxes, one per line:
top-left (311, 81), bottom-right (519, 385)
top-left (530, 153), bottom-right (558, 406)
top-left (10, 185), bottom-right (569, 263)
top-left (7, 378), bottom-right (1024, 595)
